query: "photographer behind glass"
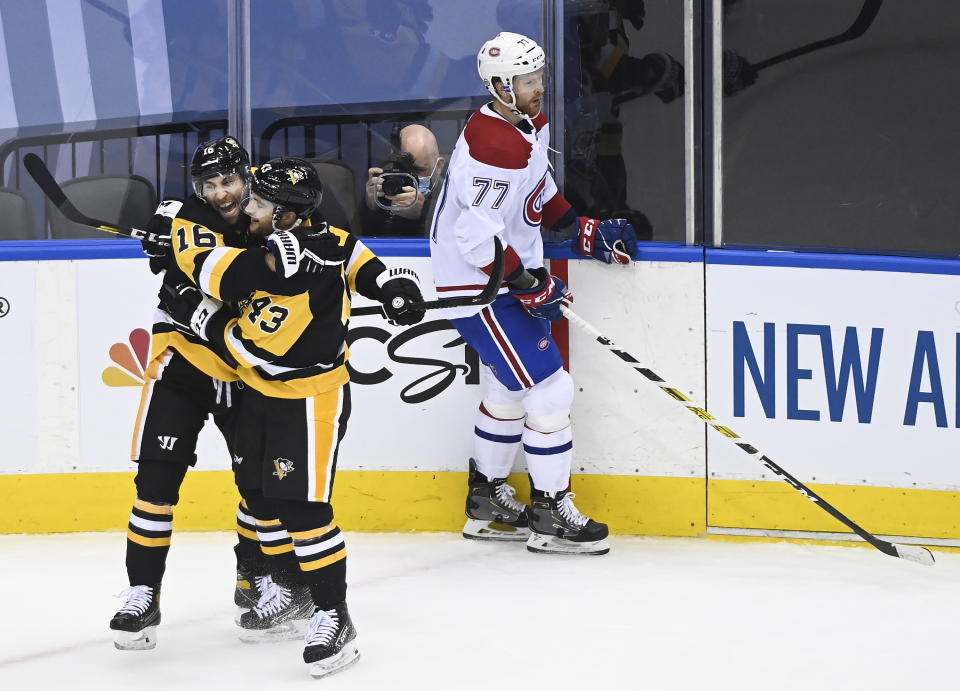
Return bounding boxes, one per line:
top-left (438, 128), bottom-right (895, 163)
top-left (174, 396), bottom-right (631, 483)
top-left (358, 124), bottom-right (445, 237)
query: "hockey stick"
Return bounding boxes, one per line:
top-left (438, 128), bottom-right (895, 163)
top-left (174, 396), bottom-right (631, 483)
top-left (754, 0), bottom-right (883, 71)
top-left (561, 303), bottom-right (935, 566)
top-left (22, 153), bottom-right (170, 246)
top-left (405, 236), bottom-right (504, 312)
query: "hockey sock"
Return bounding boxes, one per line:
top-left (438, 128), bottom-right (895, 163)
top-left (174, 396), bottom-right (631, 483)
top-left (255, 517), bottom-right (296, 562)
top-left (125, 499), bottom-right (174, 586)
top-left (523, 424), bottom-right (573, 493)
top-left (234, 500), bottom-right (264, 572)
top-left (473, 403), bottom-right (524, 479)
top-left (289, 524), bottom-right (347, 610)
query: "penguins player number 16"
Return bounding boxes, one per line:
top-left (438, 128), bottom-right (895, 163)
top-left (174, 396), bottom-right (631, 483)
top-left (176, 224), bottom-right (217, 251)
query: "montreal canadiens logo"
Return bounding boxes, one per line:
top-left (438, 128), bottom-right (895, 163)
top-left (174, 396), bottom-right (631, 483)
top-left (488, 46), bottom-right (501, 57)
top-left (523, 173), bottom-right (547, 227)
top-left (537, 337), bottom-right (550, 351)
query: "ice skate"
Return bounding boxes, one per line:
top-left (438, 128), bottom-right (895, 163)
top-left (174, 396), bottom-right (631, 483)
top-left (303, 602), bottom-right (359, 679)
top-left (234, 560), bottom-right (268, 624)
top-left (238, 575), bottom-right (313, 642)
top-left (527, 490), bottom-right (610, 555)
top-left (110, 584), bottom-right (161, 650)
top-left (462, 458), bottom-right (531, 541)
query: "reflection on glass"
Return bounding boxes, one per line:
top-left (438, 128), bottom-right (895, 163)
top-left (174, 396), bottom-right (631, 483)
top-left (563, 0), bottom-right (685, 242)
top-left (722, 0), bottom-right (960, 256)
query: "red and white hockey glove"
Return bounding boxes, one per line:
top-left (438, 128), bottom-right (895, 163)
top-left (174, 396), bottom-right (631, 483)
top-left (510, 268), bottom-right (572, 322)
top-left (573, 217), bottom-right (637, 265)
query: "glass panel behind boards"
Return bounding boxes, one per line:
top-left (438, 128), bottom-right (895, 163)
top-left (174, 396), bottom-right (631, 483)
top-left (563, 0), bottom-right (686, 242)
top-left (722, 0), bottom-right (960, 256)
top-left (0, 0), bottom-right (229, 240)
top-left (250, 0), bottom-right (544, 238)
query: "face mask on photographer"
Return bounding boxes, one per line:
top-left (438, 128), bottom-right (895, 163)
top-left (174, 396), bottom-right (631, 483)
top-left (416, 158), bottom-right (440, 198)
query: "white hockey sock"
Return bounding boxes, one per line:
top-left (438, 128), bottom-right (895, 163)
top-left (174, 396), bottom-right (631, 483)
top-left (523, 424), bottom-right (573, 493)
top-left (473, 403), bottom-right (524, 479)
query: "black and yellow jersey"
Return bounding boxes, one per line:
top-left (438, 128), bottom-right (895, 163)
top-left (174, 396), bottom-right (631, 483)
top-left (174, 218), bottom-right (387, 399)
top-left (152, 196), bottom-right (254, 382)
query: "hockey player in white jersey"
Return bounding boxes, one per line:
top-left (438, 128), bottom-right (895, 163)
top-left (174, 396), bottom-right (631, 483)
top-left (429, 32), bottom-right (638, 555)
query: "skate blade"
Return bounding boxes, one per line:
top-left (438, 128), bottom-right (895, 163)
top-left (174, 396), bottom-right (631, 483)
top-left (308, 642), bottom-right (360, 679)
top-left (462, 518), bottom-right (531, 542)
top-left (526, 533), bottom-right (610, 555)
top-left (113, 625), bottom-right (158, 651)
top-left (238, 618), bottom-right (309, 643)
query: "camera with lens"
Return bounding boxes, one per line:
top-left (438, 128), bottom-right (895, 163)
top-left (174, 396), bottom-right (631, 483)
top-left (376, 151), bottom-right (419, 210)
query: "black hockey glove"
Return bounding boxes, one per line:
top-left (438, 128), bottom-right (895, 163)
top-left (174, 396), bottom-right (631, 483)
top-left (378, 267), bottom-right (425, 327)
top-left (158, 281), bottom-right (223, 340)
top-left (644, 52), bottom-right (684, 104)
top-left (267, 225), bottom-right (348, 278)
top-left (141, 199), bottom-right (182, 274)
top-left (723, 49), bottom-right (758, 97)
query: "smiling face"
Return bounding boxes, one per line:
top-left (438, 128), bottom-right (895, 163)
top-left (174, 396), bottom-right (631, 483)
top-left (198, 172), bottom-right (246, 225)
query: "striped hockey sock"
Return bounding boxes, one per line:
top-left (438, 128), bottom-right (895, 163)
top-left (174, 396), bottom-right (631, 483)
top-left (255, 518), bottom-right (295, 559)
top-left (125, 498), bottom-right (173, 586)
top-left (523, 424), bottom-right (573, 493)
top-left (235, 500), bottom-right (262, 562)
top-left (473, 403), bottom-right (524, 479)
top-left (290, 524), bottom-right (347, 609)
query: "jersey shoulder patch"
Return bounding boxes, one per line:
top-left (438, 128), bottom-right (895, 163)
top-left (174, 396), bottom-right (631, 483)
top-left (464, 108), bottom-right (532, 170)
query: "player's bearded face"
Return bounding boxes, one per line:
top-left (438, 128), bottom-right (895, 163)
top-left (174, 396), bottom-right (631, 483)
top-left (200, 173), bottom-right (246, 224)
top-left (513, 68), bottom-right (546, 117)
top-left (241, 191), bottom-right (288, 236)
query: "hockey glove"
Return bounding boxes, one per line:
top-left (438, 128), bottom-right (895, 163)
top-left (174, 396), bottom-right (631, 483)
top-left (510, 268), bottom-right (571, 322)
top-left (158, 281), bottom-right (223, 340)
top-left (267, 226), bottom-right (347, 278)
top-left (377, 267), bottom-right (426, 327)
top-left (723, 49), bottom-right (758, 97)
top-left (142, 199), bottom-right (182, 274)
top-left (574, 217), bottom-right (637, 265)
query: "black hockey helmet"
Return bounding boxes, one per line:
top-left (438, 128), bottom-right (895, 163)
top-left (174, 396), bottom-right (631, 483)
top-left (245, 158), bottom-right (323, 224)
top-left (190, 136), bottom-right (250, 197)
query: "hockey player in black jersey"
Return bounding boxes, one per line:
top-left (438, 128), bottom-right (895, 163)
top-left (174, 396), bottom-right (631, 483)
top-left (160, 157), bottom-right (425, 677)
top-left (110, 137), bottom-right (293, 650)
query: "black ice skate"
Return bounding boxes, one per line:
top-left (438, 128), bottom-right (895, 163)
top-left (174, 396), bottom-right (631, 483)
top-left (462, 458), bottom-right (531, 541)
top-left (110, 584), bottom-right (161, 650)
top-left (234, 560), bottom-right (268, 624)
top-left (303, 602), bottom-right (359, 678)
top-left (238, 574), bottom-right (313, 642)
top-left (527, 489), bottom-right (610, 555)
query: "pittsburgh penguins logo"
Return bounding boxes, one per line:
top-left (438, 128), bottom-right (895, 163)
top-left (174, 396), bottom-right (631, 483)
top-left (287, 169), bottom-right (305, 184)
top-left (272, 458), bottom-right (295, 479)
top-left (523, 172), bottom-right (547, 227)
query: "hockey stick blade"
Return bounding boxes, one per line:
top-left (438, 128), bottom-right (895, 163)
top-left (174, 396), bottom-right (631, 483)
top-left (755, 0), bottom-right (882, 71)
top-left (408, 236), bottom-right (504, 311)
top-left (561, 303), bottom-right (935, 566)
top-left (893, 543), bottom-right (935, 566)
top-left (23, 153), bottom-right (170, 246)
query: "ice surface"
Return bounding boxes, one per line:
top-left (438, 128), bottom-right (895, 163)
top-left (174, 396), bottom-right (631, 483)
top-left (0, 532), bottom-right (956, 690)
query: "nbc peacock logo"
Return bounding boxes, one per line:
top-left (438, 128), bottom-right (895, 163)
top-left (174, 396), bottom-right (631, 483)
top-left (102, 328), bottom-right (151, 387)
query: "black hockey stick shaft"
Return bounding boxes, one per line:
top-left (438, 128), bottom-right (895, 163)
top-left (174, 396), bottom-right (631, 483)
top-left (754, 0), bottom-right (883, 71)
top-left (407, 236), bottom-right (504, 311)
top-left (561, 304), bottom-right (934, 566)
top-left (22, 153), bottom-right (170, 246)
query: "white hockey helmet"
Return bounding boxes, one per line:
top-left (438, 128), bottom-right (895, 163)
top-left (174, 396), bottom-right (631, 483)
top-left (477, 32), bottom-right (546, 112)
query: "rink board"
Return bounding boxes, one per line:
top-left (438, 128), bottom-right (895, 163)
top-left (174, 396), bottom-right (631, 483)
top-left (705, 255), bottom-right (960, 538)
top-left (0, 243), bottom-right (957, 540)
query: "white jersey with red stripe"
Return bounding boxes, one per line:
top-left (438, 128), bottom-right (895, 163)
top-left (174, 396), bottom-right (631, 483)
top-left (429, 103), bottom-right (570, 319)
